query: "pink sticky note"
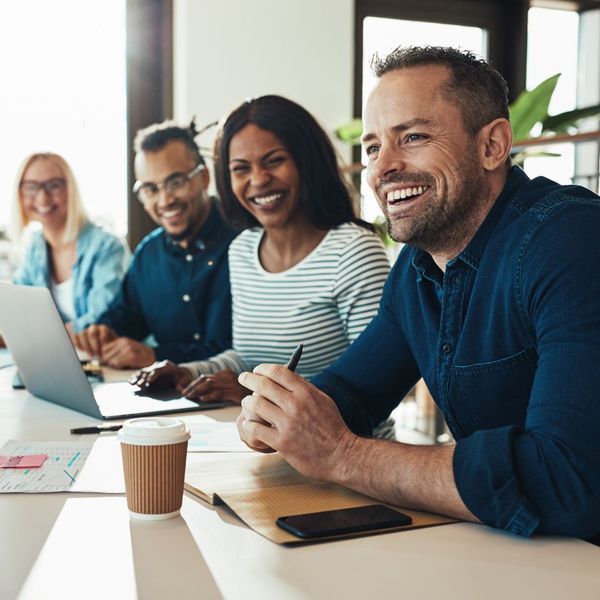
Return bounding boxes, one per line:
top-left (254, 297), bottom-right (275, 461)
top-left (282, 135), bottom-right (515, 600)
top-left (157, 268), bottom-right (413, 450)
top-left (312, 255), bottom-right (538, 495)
top-left (0, 454), bottom-right (48, 468)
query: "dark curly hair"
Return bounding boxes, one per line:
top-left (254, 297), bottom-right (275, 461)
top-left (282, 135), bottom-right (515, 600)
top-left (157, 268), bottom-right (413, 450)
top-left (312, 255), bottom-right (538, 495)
top-left (214, 95), bottom-right (372, 231)
top-left (372, 46), bottom-right (509, 134)
top-left (134, 117), bottom-right (205, 166)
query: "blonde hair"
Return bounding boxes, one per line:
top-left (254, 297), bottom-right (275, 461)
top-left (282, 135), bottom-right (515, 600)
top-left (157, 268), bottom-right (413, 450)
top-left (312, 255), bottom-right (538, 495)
top-left (10, 152), bottom-right (88, 244)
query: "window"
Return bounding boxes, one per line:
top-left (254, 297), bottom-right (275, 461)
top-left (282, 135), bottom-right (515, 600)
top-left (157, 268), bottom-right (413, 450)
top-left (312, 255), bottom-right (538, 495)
top-left (0, 1), bottom-right (127, 237)
top-left (522, 7), bottom-right (580, 185)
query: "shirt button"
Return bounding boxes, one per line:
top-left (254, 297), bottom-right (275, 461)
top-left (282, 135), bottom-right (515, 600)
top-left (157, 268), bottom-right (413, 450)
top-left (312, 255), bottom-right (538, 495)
top-left (442, 343), bottom-right (453, 355)
top-left (193, 333), bottom-right (201, 341)
top-left (183, 294), bottom-right (191, 302)
top-left (207, 259), bottom-right (214, 266)
top-left (186, 254), bottom-right (193, 262)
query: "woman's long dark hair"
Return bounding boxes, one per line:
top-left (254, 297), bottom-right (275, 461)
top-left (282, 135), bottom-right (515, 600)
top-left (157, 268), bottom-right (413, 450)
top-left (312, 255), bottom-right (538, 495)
top-left (214, 95), bottom-right (373, 231)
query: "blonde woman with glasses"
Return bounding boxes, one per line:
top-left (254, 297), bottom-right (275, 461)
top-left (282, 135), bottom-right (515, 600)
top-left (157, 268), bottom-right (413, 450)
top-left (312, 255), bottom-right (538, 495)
top-left (1, 152), bottom-right (129, 346)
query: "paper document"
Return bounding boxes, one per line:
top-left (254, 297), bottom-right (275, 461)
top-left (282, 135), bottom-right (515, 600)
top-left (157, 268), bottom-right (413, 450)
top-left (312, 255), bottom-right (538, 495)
top-left (182, 415), bottom-right (253, 452)
top-left (72, 435), bottom-right (125, 493)
top-left (0, 438), bottom-right (125, 494)
top-left (0, 440), bottom-right (92, 492)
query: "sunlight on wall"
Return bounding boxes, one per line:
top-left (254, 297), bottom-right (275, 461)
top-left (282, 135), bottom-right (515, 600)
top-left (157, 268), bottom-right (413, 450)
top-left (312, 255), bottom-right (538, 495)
top-left (0, 1), bottom-right (127, 237)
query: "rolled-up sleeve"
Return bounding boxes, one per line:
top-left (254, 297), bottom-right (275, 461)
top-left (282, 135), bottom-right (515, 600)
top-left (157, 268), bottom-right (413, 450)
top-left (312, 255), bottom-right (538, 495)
top-left (453, 201), bottom-right (600, 538)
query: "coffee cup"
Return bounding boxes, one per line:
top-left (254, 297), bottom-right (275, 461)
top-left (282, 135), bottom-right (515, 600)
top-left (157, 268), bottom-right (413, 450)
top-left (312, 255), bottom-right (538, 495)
top-left (118, 417), bottom-right (190, 520)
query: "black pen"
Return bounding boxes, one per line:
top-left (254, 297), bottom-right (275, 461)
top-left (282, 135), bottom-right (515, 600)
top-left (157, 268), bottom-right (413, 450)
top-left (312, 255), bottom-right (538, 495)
top-left (285, 342), bottom-right (303, 372)
top-left (70, 424), bottom-right (123, 434)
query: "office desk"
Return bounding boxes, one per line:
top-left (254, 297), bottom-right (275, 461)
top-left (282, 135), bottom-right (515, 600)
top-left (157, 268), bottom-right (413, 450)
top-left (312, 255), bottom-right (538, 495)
top-left (1, 365), bottom-right (599, 600)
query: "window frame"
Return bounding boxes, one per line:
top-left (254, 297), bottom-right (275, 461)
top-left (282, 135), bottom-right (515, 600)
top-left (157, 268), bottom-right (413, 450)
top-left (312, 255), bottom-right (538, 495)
top-left (126, 0), bottom-right (174, 250)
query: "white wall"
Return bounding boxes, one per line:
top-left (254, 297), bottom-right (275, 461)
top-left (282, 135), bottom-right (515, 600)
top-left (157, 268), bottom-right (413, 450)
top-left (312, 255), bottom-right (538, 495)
top-left (173, 0), bottom-right (355, 167)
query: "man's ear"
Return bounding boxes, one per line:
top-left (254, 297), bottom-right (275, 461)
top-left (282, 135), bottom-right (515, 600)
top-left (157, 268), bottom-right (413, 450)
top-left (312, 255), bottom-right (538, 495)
top-left (479, 118), bottom-right (513, 171)
top-left (199, 166), bottom-right (210, 190)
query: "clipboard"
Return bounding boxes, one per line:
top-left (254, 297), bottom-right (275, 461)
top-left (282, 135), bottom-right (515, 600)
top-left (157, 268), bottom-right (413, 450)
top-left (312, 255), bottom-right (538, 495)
top-left (184, 452), bottom-right (456, 544)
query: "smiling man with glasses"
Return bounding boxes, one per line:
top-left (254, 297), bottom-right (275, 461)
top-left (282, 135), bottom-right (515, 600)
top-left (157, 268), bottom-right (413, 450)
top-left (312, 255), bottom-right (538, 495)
top-left (72, 119), bottom-right (237, 369)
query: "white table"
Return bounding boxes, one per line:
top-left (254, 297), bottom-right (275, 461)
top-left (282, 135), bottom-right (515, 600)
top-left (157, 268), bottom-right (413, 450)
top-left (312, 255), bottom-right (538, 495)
top-left (1, 364), bottom-right (599, 600)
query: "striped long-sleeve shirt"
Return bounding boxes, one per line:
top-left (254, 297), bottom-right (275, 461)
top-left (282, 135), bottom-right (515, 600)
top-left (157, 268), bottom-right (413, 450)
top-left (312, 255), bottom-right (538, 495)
top-left (181, 222), bottom-right (390, 379)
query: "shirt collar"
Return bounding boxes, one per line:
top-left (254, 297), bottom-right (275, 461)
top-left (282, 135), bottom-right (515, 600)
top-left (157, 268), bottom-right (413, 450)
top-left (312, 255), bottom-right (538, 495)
top-left (457, 166), bottom-right (529, 271)
top-left (165, 198), bottom-right (221, 254)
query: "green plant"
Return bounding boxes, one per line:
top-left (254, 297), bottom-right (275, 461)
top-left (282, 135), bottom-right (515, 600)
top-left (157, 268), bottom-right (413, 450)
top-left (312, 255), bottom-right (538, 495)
top-left (509, 73), bottom-right (600, 163)
top-left (510, 73), bottom-right (600, 139)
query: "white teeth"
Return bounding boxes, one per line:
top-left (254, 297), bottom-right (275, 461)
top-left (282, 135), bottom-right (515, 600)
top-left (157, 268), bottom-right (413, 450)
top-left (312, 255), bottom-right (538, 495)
top-left (35, 206), bottom-right (54, 214)
top-left (253, 192), bottom-right (282, 206)
top-left (162, 208), bottom-right (183, 218)
top-left (385, 185), bottom-right (429, 203)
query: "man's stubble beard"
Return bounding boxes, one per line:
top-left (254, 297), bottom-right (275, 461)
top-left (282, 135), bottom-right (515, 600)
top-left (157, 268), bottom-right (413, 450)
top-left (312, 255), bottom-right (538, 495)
top-left (386, 156), bottom-right (489, 257)
top-left (167, 188), bottom-right (211, 243)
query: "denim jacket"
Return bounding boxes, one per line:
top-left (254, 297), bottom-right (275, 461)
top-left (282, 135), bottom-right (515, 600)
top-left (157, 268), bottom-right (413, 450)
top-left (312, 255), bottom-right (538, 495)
top-left (98, 201), bottom-right (237, 363)
top-left (13, 222), bottom-right (130, 332)
top-left (313, 166), bottom-right (600, 538)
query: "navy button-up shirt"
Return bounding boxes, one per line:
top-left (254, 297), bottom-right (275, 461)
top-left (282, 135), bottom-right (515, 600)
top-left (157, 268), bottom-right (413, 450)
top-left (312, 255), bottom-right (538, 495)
top-left (313, 167), bottom-right (600, 538)
top-left (99, 200), bottom-right (237, 363)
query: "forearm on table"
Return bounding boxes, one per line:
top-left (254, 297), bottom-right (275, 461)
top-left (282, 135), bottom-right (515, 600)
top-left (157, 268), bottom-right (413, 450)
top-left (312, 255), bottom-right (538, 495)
top-left (180, 349), bottom-right (248, 378)
top-left (331, 435), bottom-right (479, 522)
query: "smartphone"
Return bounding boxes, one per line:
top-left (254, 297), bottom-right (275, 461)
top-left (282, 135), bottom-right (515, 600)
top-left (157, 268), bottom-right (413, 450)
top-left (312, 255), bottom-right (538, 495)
top-left (276, 504), bottom-right (412, 539)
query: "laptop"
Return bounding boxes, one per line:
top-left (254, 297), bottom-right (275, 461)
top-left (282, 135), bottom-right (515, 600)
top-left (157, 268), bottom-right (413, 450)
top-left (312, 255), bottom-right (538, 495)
top-left (0, 284), bottom-right (226, 419)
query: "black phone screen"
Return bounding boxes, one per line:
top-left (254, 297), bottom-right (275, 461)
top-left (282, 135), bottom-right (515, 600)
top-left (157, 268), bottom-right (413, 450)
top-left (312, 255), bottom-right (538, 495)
top-left (276, 504), bottom-right (412, 538)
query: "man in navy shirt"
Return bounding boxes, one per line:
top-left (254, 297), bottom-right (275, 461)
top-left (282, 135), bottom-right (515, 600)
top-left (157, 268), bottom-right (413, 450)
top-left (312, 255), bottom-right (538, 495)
top-left (74, 120), bottom-right (237, 368)
top-left (236, 47), bottom-right (600, 538)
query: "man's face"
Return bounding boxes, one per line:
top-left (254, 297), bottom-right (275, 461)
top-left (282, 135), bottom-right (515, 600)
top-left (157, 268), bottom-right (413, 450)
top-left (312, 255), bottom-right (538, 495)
top-left (362, 64), bottom-right (489, 255)
top-left (134, 140), bottom-right (210, 241)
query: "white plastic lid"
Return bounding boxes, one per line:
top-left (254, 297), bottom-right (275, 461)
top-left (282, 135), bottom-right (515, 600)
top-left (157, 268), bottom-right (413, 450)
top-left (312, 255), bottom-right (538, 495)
top-left (117, 417), bottom-right (190, 446)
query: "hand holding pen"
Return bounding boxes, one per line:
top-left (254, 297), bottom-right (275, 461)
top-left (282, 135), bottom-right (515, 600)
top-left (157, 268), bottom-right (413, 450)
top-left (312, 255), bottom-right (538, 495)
top-left (237, 342), bottom-right (353, 478)
top-left (236, 343), bottom-right (304, 453)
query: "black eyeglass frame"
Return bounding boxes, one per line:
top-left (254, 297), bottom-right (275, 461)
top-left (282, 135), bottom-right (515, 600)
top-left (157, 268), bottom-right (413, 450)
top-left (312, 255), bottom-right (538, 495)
top-left (19, 178), bottom-right (67, 199)
top-left (133, 163), bottom-right (205, 203)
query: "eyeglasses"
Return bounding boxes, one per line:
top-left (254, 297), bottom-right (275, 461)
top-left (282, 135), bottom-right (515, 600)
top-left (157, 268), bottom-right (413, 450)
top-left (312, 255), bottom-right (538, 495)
top-left (133, 163), bottom-right (205, 204)
top-left (20, 178), bottom-right (66, 200)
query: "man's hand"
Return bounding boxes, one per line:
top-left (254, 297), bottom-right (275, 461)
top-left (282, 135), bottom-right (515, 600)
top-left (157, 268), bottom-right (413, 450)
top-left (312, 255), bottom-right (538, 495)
top-left (72, 324), bottom-right (117, 359)
top-left (129, 360), bottom-right (194, 391)
top-left (236, 364), bottom-right (356, 481)
top-left (180, 368), bottom-right (249, 404)
top-left (237, 365), bottom-right (477, 522)
top-left (100, 337), bottom-right (156, 369)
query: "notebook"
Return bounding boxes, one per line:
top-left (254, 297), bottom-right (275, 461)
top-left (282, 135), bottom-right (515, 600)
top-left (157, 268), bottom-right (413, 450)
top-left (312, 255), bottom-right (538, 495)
top-left (0, 284), bottom-right (226, 419)
top-left (184, 452), bottom-right (457, 544)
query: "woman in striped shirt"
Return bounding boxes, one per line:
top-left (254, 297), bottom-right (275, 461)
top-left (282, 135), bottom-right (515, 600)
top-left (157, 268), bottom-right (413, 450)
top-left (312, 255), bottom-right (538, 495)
top-left (131, 95), bottom-right (390, 404)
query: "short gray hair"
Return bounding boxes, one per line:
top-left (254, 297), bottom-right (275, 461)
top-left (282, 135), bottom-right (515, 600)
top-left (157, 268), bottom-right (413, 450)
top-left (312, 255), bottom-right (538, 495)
top-left (371, 46), bottom-right (509, 134)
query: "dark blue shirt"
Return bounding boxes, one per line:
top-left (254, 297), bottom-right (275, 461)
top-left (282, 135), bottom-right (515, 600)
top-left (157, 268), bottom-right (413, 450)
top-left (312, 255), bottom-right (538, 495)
top-left (313, 167), bottom-right (600, 538)
top-left (99, 201), bottom-right (237, 363)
